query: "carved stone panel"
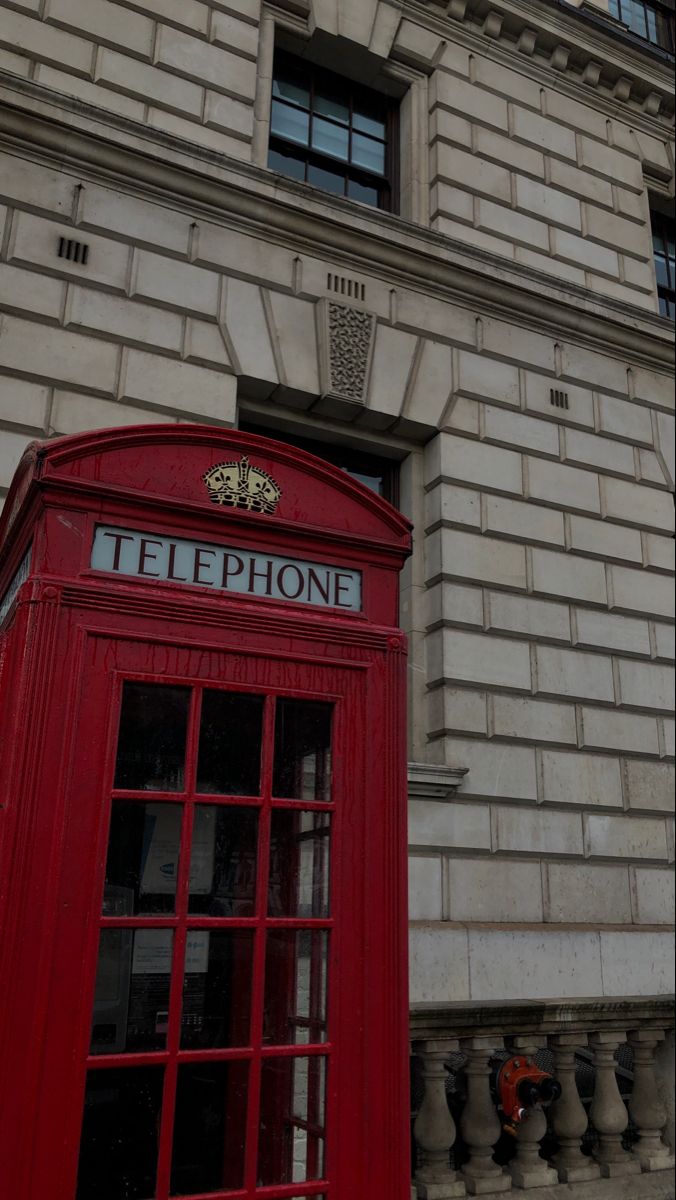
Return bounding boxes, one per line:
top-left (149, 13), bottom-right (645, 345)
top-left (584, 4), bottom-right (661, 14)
top-left (316, 299), bottom-right (376, 419)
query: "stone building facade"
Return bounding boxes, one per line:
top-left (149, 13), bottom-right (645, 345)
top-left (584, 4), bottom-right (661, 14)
top-left (0, 0), bottom-right (674, 1190)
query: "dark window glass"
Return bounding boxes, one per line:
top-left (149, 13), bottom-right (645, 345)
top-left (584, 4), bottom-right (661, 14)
top-left (180, 930), bottom-right (255, 1049)
top-left (103, 802), bottom-right (181, 916)
top-left (171, 1061), bottom-right (249, 1195)
top-left (238, 421), bottom-right (399, 503)
top-left (76, 1066), bottom-right (163, 1200)
top-left (114, 683), bottom-right (190, 792)
top-left (258, 1057), bottom-right (327, 1186)
top-left (264, 930), bottom-right (329, 1046)
top-left (273, 699), bottom-right (332, 802)
top-left (651, 208), bottom-right (676, 320)
top-left (268, 810), bottom-right (331, 919)
top-left (90, 929), bottom-right (173, 1055)
top-left (188, 805), bottom-right (259, 917)
top-left (268, 144), bottom-right (305, 180)
top-left (609, 0), bottom-right (675, 49)
top-left (197, 690), bottom-right (264, 795)
top-left (268, 50), bottom-right (397, 211)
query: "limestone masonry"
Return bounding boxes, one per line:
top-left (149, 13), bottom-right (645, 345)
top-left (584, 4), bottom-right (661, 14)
top-left (0, 0), bottom-right (673, 1010)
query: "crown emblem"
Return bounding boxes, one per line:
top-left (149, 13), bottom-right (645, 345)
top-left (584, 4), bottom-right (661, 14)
top-left (203, 456), bottom-right (282, 515)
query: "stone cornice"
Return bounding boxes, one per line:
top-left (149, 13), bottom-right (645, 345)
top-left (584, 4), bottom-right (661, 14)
top-left (278, 0), bottom-right (675, 120)
top-left (0, 80), bottom-right (673, 373)
top-left (409, 762), bottom-right (470, 800)
top-left (410, 0), bottom-right (675, 120)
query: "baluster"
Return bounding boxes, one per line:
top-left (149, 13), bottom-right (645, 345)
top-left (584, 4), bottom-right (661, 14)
top-left (413, 1040), bottom-right (466, 1198)
top-left (628, 1029), bottom-right (675, 1172)
top-left (548, 1033), bottom-right (600, 1183)
top-left (507, 1038), bottom-right (558, 1190)
top-left (459, 1037), bottom-right (511, 1195)
top-left (589, 1031), bottom-right (641, 1178)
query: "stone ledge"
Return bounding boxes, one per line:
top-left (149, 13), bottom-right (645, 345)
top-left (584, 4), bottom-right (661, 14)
top-left (409, 762), bottom-right (469, 801)
top-left (410, 995), bottom-right (676, 1040)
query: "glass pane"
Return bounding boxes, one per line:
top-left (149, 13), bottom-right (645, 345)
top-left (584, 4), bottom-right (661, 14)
top-left (353, 110), bottom-right (386, 140)
top-left (103, 802), bottom-right (181, 916)
top-left (269, 145), bottom-right (306, 181)
top-left (264, 931), bottom-right (329, 1046)
top-left (312, 116), bottom-right (349, 161)
top-left (90, 929), bottom-right (172, 1055)
top-left (609, 0), bottom-right (620, 16)
top-left (171, 1061), bottom-right (248, 1196)
top-left (189, 805), bottom-right (259, 917)
top-left (114, 683), bottom-right (190, 792)
top-left (258, 1057), bottom-right (327, 1186)
top-left (77, 1066), bottom-right (163, 1200)
top-left (624, 0), bottom-right (648, 36)
top-left (655, 254), bottom-right (669, 288)
top-left (646, 5), bottom-right (659, 40)
top-left (181, 930), bottom-right (255, 1049)
top-left (272, 76), bottom-right (309, 109)
top-left (273, 699), bottom-right (333, 801)
top-left (348, 177), bottom-right (380, 207)
top-left (197, 690), bottom-right (264, 795)
top-left (271, 100), bottom-right (310, 147)
top-left (351, 132), bottom-right (385, 175)
top-left (314, 91), bottom-right (349, 124)
top-left (307, 160), bottom-right (346, 196)
top-left (268, 811), bottom-right (331, 919)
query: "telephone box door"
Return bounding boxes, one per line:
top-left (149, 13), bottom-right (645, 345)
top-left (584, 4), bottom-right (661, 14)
top-left (41, 634), bottom-right (377, 1200)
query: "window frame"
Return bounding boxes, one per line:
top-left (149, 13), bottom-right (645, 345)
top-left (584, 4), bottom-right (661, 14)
top-left (651, 207), bottom-right (676, 320)
top-left (267, 50), bottom-right (400, 213)
top-left (609, 0), bottom-right (675, 52)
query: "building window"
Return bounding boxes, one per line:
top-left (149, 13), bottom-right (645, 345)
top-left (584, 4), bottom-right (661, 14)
top-left (651, 209), bottom-right (676, 318)
top-left (267, 51), bottom-right (397, 211)
top-left (239, 422), bottom-right (399, 505)
top-left (609, 0), bottom-right (675, 51)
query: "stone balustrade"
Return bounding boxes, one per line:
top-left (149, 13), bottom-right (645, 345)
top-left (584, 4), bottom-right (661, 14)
top-left (411, 998), bottom-right (675, 1199)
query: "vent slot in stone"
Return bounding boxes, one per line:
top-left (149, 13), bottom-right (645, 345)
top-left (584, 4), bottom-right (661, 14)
top-left (58, 237), bottom-right (89, 265)
top-left (327, 272), bottom-right (365, 302)
top-left (550, 388), bottom-right (569, 410)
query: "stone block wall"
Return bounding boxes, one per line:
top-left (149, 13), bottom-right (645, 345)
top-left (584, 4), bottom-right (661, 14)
top-left (0, 0), bottom-right (261, 158)
top-left (0, 0), bottom-right (673, 1007)
top-left (429, 44), bottom-right (669, 310)
top-left (413, 336), bottom-right (674, 998)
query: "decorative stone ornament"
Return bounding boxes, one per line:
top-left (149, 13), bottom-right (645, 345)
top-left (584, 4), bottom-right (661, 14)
top-left (317, 298), bottom-right (377, 418)
top-left (203, 456), bottom-right (282, 513)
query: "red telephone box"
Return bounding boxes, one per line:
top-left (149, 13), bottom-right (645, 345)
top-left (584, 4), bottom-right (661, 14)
top-left (0, 425), bottom-right (412, 1200)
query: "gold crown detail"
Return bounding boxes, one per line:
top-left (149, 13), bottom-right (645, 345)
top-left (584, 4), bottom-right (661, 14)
top-left (203, 456), bottom-right (282, 515)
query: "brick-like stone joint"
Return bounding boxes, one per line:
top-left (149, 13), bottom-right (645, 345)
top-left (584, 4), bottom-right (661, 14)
top-left (414, 1040), bottom-right (467, 1199)
top-left (317, 299), bottom-right (376, 419)
top-left (628, 1029), bottom-right (676, 1172)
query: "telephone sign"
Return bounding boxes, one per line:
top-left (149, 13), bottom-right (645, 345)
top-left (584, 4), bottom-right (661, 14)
top-left (0, 426), bottom-right (412, 1200)
top-left (91, 524), bottom-right (363, 611)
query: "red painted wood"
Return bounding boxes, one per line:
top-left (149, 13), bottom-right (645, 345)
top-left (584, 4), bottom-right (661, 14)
top-left (0, 426), bottom-right (412, 1200)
